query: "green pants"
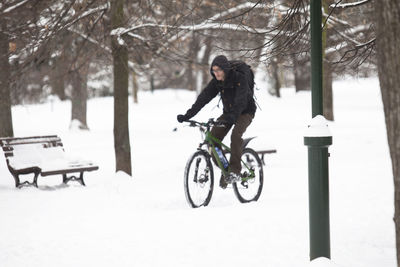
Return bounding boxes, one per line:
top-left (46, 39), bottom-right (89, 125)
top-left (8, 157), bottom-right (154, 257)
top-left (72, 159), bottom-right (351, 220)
top-left (211, 113), bottom-right (254, 175)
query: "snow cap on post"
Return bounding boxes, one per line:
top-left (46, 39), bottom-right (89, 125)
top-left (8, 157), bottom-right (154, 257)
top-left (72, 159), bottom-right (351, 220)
top-left (304, 115), bottom-right (332, 137)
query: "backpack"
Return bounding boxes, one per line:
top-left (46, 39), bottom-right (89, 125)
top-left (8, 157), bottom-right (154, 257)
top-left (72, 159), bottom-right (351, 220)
top-left (229, 60), bottom-right (255, 97)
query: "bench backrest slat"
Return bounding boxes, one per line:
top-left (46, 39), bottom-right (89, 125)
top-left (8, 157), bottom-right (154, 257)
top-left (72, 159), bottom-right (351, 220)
top-left (0, 135), bottom-right (64, 160)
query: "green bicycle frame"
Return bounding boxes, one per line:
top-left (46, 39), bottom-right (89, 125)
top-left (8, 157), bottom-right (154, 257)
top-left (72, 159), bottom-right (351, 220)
top-left (203, 131), bottom-right (255, 181)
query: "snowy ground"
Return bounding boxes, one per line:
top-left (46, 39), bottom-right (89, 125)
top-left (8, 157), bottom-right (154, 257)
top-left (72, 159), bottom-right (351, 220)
top-left (0, 77), bottom-right (395, 267)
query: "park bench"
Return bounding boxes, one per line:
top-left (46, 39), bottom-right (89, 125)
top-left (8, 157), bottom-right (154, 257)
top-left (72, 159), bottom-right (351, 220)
top-left (257, 149), bottom-right (277, 165)
top-left (240, 136), bottom-right (277, 165)
top-left (0, 135), bottom-right (99, 188)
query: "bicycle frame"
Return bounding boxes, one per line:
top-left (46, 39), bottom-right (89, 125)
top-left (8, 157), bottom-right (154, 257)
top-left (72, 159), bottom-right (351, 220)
top-left (184, 119), bottom-right (264, 207)
top-left (200, 130), bottom-right (255, 181)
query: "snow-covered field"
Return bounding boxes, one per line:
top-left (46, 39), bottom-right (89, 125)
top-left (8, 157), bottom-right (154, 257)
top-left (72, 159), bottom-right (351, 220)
top-left (0, 77), bottom-right (395, 267)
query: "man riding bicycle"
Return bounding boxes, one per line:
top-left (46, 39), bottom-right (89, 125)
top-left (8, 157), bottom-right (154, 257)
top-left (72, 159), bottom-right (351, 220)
top-left (177, 55), bottom-right (256, 189)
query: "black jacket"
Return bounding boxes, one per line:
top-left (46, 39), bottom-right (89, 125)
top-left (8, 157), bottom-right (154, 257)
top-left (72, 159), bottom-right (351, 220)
top-left (184, 57), bottom-right (256, 124)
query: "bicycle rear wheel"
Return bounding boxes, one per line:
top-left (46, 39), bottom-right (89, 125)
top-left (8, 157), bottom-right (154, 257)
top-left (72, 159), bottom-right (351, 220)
top-left (233, 147), bottom-right (263, 203)
top-left (184, 150), bottom-right (214, 208)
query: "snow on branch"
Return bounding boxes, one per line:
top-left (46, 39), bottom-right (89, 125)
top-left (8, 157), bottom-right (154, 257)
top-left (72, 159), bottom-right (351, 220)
top-left (111, 1), bottom-right (291, 48)
top-left (355, 38), bottom-right (375, 49)
top-left (187, 1), bottom-right (288, 35)
top-left (330, 0), bottom-right (371, 9)
top-left (127, 32), bottom-right (148, 42)
top-left (2, 0), bottom-right (30, 14)
top-left (62, 3), bottom-right (109, 31)
top-left (112, 0), bottom-right (285, 37)
top-left (109, 0), bottom-right (309, 63)
top-left (206, 1), bottom-right (286, 22)
top-left (322, 10), bottom-right (351, 26)
top-left (155, 1), bottom-right (305, 58)
top-left (111, 22), bottom-right (282, 42)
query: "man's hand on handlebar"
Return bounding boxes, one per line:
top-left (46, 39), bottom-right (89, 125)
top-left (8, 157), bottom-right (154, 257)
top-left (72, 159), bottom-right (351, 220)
top-left (177, 114), bottom-right (189, 123)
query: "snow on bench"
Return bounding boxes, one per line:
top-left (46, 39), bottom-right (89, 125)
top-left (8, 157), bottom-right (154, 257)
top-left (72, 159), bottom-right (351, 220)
top-left (0, 135), bottom-right (99, 188)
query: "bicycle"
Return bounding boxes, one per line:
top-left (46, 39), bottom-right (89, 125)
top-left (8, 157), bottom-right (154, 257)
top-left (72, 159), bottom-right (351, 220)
top-left (183, 118), bottom-right (263, 208)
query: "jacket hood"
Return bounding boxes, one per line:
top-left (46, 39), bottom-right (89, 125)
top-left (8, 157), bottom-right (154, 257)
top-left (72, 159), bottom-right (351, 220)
top-left (210, 55), bottom-right (230, 79)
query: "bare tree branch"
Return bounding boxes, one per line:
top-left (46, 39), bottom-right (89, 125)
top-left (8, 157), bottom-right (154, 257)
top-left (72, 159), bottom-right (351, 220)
top-left (330, 0), bottom-right (372, 9)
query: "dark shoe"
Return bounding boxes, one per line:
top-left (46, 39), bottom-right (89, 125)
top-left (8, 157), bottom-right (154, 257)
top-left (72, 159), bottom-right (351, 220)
top-left (225, 172), bottom-right (241, 184)
top-left (219, 175), bottom-right (228, 189)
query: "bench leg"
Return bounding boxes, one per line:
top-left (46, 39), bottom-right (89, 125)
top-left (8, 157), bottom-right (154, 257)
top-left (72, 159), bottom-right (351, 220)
top-left (63, 172), bottom-right (86, 186)
top-left (14, 171), bottom-right (39, 188)
top-left (79, 172), bottom-right (86, 186)
top-left (12, 174), bottom-right (20, 188)
top-left (33, 171), bottom-right (39, 187)
top-left (260, 154), bottom-right (266, 166)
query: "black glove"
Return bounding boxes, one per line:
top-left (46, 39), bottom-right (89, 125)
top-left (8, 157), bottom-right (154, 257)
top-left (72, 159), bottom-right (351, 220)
top-left (177, 114), bottom-right (188, 123)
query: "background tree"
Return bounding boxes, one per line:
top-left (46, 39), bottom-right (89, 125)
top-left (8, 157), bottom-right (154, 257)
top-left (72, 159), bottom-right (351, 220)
top-left (0, 16), bottom-right (13, 137)
top-left (321, 0), bottom-right (374, 121)
top-left (0, 0), bottom-right (108, 136)
top-left (111, 0), bottom-right (131, 175)
top-left (374, 0), bottom-right (400, 265)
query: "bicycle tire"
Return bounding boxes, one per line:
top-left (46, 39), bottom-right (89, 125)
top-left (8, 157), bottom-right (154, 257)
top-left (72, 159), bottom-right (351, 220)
top-left (184, 150), bottom-right (214, 208)
top-left (233, 147), bottom-right (264, 203)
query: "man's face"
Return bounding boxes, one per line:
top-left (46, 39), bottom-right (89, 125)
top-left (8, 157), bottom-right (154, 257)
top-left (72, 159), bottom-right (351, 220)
top-left (212, 66), bottom-right (225, 81)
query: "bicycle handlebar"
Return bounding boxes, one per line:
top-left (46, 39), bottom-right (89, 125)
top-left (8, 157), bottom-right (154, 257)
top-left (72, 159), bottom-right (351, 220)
top-left (184, 118), bottom-right (222, 128)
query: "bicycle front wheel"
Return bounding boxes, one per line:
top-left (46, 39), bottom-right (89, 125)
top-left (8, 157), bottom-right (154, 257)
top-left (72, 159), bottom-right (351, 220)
top-left (184, 150), bottom-right (214, 208)
top-left (233, 147), bottom-right (263, 203)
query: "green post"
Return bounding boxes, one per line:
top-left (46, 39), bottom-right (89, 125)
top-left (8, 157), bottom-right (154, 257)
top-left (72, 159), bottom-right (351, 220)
top-left (304, 0), bottom-right (332, 261)
top-left (311, 0), bottom-right (323, 117)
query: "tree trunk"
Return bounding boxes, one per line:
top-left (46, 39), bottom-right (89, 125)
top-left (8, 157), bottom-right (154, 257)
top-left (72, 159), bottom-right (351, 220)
top-left (269, 58), bottom-right (281, 97)
top-left (51, 57), bottom-right (66, 100)
top-left (293, 55), bottom-right (311, 92)
top-left (111, 0), bottom-right (132, 176)
top-left (252, 35), bottom-right (265, 72)
top-left (322, 0), bottom-right (334, 121)
top-left (201, 37), bottom-right (213, 89)
top-left (323, 59), bottom-right (334, 121)
top-left (0, 18), bottom-right (14, 137)
top-left (374, 1), bottom-right (400, 266)
top-left (70, 66), bottom-right (89, 130)
top-left (150, 74), bottom-right (154, 93)
top-left (187, 32), bottom-right (200, 91)
top-left (132, 70), bottom-right (138, 103)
